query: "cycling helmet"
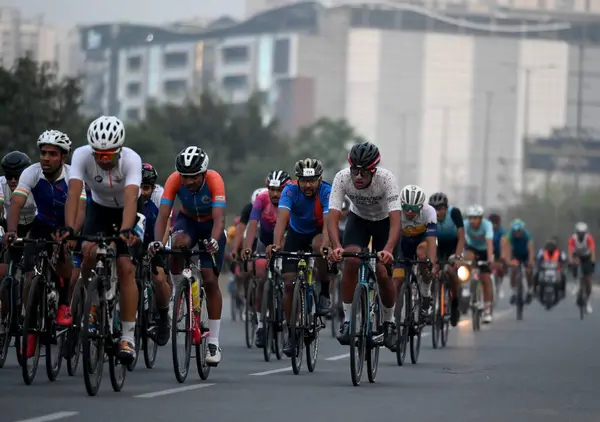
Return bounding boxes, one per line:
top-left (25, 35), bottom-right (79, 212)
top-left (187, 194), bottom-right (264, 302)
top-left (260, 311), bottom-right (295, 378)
top-left (251, 188), bottom-right (268, 204)
top-left (400, 185), bottom-right (426, 206)
top-left (488, 213), bottom-right (501, 225)
top-left (176, 146), bottom-right (209, 175)
top-left (428, 192), bottom-right (448, 208)
top-left (575, 221), bottom-right (588, 233)
top-left (348, 142), bottom-right (380, 169)
top-left (466, 204), bottom-right (484, 218)
top-left (294, 158), bottom-right (323, 178)
top-left (511, 218), bottom-right (525, 231)
top-left (37, 130), bottom-right (72, 153)
top-left (1, 151), bottom-right (31, 174)
top-left (142, 163), bottom-right (158, 185)
top-left (266, 170), bottom-right (291, 188)
top-left (87, 115), bottom-right (125, 150)
top-left (545, 238), bottom-right (558, 250)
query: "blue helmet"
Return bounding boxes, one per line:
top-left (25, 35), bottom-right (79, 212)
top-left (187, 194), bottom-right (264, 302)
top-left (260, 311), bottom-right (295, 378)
top-left (511, 219), bottom-right (525, 231)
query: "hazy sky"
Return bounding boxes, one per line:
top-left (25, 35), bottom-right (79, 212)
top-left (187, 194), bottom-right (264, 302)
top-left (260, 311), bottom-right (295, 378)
top-left (1, 0), bottom-right (245, 26)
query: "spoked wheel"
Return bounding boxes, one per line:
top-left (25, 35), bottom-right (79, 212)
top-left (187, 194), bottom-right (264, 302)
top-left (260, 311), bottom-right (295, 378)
top-left (172, 281), bottom-right (192, 383)
top-left (290, 280), bottom-right (305, 375)
top-left (330, 276), bottom-right (341, 338)
top-left (82, 278), bottom-right (106, 396)
top-left (21, 276), bottom-right (44, 385)
top-left (0, 278), bottom-right (13, 368)
top-left (45, 321), bottom-right (65, 381)
top-left (143, 286), bottom-right (159, 369)
top-left (196, 287), bottom-right (211, 380)
top-left (66, 278), bottom-right (86, 376)
top-left (245, 280), bottom-right (256, 349)
top-left (349, 283), bottom-right (366, 386)
top-left (409, 281), bottom-right (422, 365)
top-left (273, 286), bottom-right (285, 361)
top-left (440, 284), bottom-right (450, 347)
top-left (516, 270), bottom-right (524, 321)
top-left (366, 289), bottom-right (382, 383)
top-left (431, 281), bottom-right (441, 349)
top-left (305, 288), bottom-right (320, 373)
top-left (471, 280), bottom-right (482, 332)
top-left (395, 282), bottom-right (410, 366)
top-left (261, 278), bottom-right (273, 362)
top-left (109, 308), bottom-right (127, 392)
top-left (127, 280), bottom-right (143, 372)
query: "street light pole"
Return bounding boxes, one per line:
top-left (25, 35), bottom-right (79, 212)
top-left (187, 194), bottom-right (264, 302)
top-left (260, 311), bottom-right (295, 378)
top-left (481, 91), bottom-right (493, 207)
top-left (574, 25), bottom-right (586, 219)
top-left (438, 107), bottom-right (450, 191)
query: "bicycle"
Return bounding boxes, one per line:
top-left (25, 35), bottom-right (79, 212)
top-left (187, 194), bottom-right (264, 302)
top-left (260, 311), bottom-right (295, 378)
top-left (330, 266), bottom-right (343, 338)
top-left (154, 243), bottom-right (216, 383)
top-left (64, 268), bottom-right (87, 377)
top-left (461, 260), bottom-right (488, 331)
top-left (272, 250), bottom-right (325, 375)
top-left (243, 259), bottom-right (258, 349)
top-left (394, 258), bottom-right (432, 366)
top-left (511, 261), bottom-right (527, 321)
top-left (432, 260), bottom-right (452, 349)
top-left (19, 238), bottom-right (69, 385)
top-left (0, 242), bottom-right (25, 368)
top-left (573, 259), bottom-right (593, 320)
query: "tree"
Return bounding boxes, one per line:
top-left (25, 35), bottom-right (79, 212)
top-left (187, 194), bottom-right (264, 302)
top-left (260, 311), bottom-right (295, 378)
top-left (0, 57), bottom-right (86, 159)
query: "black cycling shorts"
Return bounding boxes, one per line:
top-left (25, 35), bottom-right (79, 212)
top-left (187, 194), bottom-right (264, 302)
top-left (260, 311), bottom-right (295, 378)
top-left (342, 212), bottom-right (392, 253)
top-left (437, 238), bottom-right (458, 262)
top-left (281, 229), bottom-right (319, 273)
top-left (465, 246), bottom-right (491, 273)
top-left (82, 201), bottom-right (130, 257)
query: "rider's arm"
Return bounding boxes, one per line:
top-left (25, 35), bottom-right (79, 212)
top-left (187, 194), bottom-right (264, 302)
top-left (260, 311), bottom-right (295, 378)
top-left (233, 204), bottom-right (251, 252)
top-left (120, 152), bottom-right (142, 232)
top-left (320, 185), bottom-right (331, 247)
top-left (484, 221), bottom-right (494, 262)
top-left (0, 181), bottom-right (4, 222)
top-left (74, 188), bottom-right (87, 233)
top-left (451, 208), bottom-right (465, 256)
top-left (327, 172), bottom-right (345, 249)
top-left (588, 235), bottom-right (596, 262)
top-left (567, 236), bottom-right (575, 261)
top-left (206, 171), bottom-right (226, 241)
top-left (273, 184), bottom-right (293, 247)
top-left (155, 173), bottom-right (179, 243)
top-left (384, 178), bottom-right (402, 253)
top-left (244, 199), bottom-right (262, 251)
top-left (425, 228), bottom-right (437, 265)
top-left (501, 235), bottom-right (510, 262)
top-left (6, 164), bottom-right (36, 233)
top-left (527, 237), bottom-right (535, 263)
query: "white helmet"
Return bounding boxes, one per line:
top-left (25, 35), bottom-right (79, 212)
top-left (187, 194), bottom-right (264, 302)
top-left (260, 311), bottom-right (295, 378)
top-left (37, 130), bottom-right (72, 153)
top-left (251, 188), bottom-right (268, 205)
top-left (400, 185), bottom-right (426, 206)
top-left (466, 204), bottom-right (484, 217)
top-left (575, 221), bottom-right (588, 233)
top-left (87, 115), bottom-right (125, 150)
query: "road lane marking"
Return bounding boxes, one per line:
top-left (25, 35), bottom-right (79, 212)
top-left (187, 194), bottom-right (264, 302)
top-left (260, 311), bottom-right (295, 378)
top-left (249, 366), bottom-right (292, 376)
top-left (134, 383), bottom-right (215, 398)
top-left (325, 353), bottom-right (350, 361)
top-left (13, 412), bottom-right (79, 422)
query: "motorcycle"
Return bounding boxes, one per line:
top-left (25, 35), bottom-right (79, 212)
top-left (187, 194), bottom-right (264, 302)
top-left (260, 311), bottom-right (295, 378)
top-left (537, 261), bottom-right (563, 310)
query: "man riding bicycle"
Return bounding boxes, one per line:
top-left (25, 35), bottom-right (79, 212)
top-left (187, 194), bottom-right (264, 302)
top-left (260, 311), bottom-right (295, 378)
top-left (568, 222), bottom-right (595, 314)
top-left (503, 219), bottom-right (535, 306)
top-left (535, 237), bottom-right (566, 299)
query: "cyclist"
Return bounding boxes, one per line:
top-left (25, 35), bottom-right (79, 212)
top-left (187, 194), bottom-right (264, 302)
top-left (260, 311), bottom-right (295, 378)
top-left (243, 170), bottom-right (291, 347)
top-left (535, 237), bottom-right (566, 299)
top-left (0, 151), bottom-right (36, 237)
top-left (395, 185), bottom-right (437, 319)
top-left (489, 213), bottom-right (506, 298)
top-left (463, 204), bottom-right (494, 323)
top-left (140, 162), bottom-right (172, 346)
top-left (568, 222), bottom-right (595, 314)
top-left (428, 192), bottom-right (464, 326)
top-left (63, 115), bottom-right (143, 364)
top-left (266, 158), bottom-right (332, 357)
top-left (503, 219), bottom-right (535, 305)
top-left (151, 146), bottom-right (226, 365)
top-left (4, 131), bottom-right (86, 357)
top-left (328, 142), bottom-right (401, 348)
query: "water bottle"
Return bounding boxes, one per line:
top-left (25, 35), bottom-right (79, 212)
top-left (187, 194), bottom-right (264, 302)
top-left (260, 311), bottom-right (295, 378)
top-left (134, 213), bottom-right (146, 240)
top-left (191, 277), bottom-right (201, 312)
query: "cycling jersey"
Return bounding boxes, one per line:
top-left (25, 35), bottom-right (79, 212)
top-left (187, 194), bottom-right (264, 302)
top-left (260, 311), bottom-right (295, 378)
top-left (329, 167), bottom-right (400, 221)
top-left (161, 170), bottom-right (226, 221)
top-left (436, 206), bottom-right (463, 240)
top-left (464, 218), bottom-right (493, 251)
top-left (493, 226), bottom-right (505, 255)
top-left (536, 248), bottom-right (566, 264)
top-left (505, 229), bottom-right (531, 258)
top-left (249, 190), bottom-right (277, 245)
top-left (279, 181), bottom-right (331, 234)
top-left (70, 145), bottom-right (142, 208)
top-left (0, 175), bottom-right (37, 225)
top-left (401, 203), bottom-right (437, 238)
top-left (14, 163), bottom-right (86, 227)
top-left (240, 203), bottom-right (252, 225)
top-left (568, 233), bottom-right (595, 258)
top-left (143, 184), bottom-right (163, 245)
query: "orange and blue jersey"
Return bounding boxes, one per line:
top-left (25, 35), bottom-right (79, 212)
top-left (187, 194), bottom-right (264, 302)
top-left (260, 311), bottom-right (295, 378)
top-left (278, 181), bottom-right (331, 234)
top-left (160, 170), bottom-right (226, 221)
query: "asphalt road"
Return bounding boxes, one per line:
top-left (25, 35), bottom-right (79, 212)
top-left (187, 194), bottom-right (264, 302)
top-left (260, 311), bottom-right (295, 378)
top-left (2, 283), bottom-right (599, 422)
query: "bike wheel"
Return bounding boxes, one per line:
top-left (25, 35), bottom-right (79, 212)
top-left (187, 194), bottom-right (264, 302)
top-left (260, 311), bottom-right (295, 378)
top-left (472, 281), bottom-right (481, 332)
top-left (45, 319), bottom-right (65, 381)
top-left (143, 286), bottom-right (159, 369)
top-left (290, 280), bottom-right (304, 375)
top-left (394, 282), bottom-right (410, 366)
top-left (349, 283), bottom-right (366, 386)
top-left (171, 281), bottom-right (192, 383)
top-left (127, 280), bottom-right (143, 372)
top-left (431, 280), bottom-right (441, 349)
top-left (109, 306), bottom-right (127, 392)
top-left (409, 281), bottom-right (422, 365)
top-left (82, 278), bottom-right (105, 396)
top-left (0, 278), bottom-right (12, 368)
top-left (440, 284), bottom-right (450, 347)
top-left (21, 276), bottom-right (44, 385)
top-left (306, 288), bottom-right (320, 373)
top-left (66, 278), bottom-right (86, 376)
top-left (273, 286), bottom-right (285, 361)
top-left (516, 269), bottom-right (524, 321)
top-left (366, 289), bottom-right (381, 383)
top-left (261, 278), bottom-right (273, 362)
top-left (245, 280), bottom-right (256, 348)
top-left (196, 287), bottom-right (211, 380)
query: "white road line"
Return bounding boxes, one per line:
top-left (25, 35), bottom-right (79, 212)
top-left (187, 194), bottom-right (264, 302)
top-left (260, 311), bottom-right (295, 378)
top-left (134, 383), bottom-right (215, 398)
top-left (13, 412), bottom-right (79, 422)
top-left (325, 353), bottom-right (349, 361)
top-left (249, 366), bottom-right (292, 376)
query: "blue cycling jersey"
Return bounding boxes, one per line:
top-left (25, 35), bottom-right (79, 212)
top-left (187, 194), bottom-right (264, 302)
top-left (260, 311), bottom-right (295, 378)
top-left (493, 226), bottom-right (505, 253)
top-left (15, 164), bottom-right (86, 227)
top-left (464, 218), bottom-right (494, 251)
top-left (143, 185), bottom-right (163, 245)
top-left (278, 181), bottom-right (331, 234)
top-left (506, 229), bottom-right (531, 257)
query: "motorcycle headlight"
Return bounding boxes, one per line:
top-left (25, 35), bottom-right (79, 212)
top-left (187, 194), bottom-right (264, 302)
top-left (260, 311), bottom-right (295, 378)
top-left (457, 265), bottom-right (470, 282)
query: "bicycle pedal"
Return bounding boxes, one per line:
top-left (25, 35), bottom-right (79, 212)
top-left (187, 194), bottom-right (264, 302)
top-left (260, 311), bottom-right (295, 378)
top-left (371, 333), bottom-right (384, 345)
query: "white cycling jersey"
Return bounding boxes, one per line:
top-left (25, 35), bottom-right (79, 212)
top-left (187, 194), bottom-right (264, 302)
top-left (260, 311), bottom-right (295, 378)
top-left (401, 203), bottom-right (437, 237)
top-left (329, 167), bottom-right (401, 221)
top-left (150, 184), bottom-right (163, 209)
top-left (0, 175), bottom-right (37, 225)
top-left (70, 145), bottom-right (142, 208)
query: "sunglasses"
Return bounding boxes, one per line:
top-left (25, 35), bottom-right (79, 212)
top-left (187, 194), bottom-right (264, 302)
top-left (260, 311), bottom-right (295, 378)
top-left (350, 167), bottom-right (374, 177)
top-left (402, 204), bottom-right (421, 213)
top-left (298, 177), bottom-right (319, 184)
top-left (4, 173), bottom-right (20, 181)
top-left (93, 150), bottom-right (120, 162)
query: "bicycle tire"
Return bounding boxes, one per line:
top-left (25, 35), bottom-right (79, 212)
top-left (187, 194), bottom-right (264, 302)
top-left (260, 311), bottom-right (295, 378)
top-left (21, 275), bottom-right (44, 385)
top-left (171, 280), bottom-right (192, 383)
top-left (109, 300), bottom-right (127, 392)
top-left (306, 288), bottom-right (319, 373)
top-left (440, 283), bottom-right (450, 347)
top-left (45, 317), bottom-right (65, 382)
top-left (516, 267), bottom-right (524, 321)
top-left (409, 278), bottom-right (422, 365)
top-left (366, 287), bottom-right (381, 383)
top-left (349, 283), bottom-right (366, 386)
top-left (394, 282), bottom-right (410, 366)
top-left (0, 278), bottom-right (12, 368)
top-left (261, 278), bottom-right (273, 362)
top-left (82, 277), bottom-right (105, 396)
top-left (472, 280), bottom-right (481, 332)
top-left (290, 278), bottom-right (304, 375)
top-left (127, 279), bottom-right (143, 372)
top-left (66, 278), bottom-right (86, 376)
top-left (245, 279), bottom-right (256, 349)
top-left (273, 285), bottom-right (285, 360)
top-left (196, 287), bottom-right (211, 380)
top-left (143, 285), bottom-right (159, 369)
top-left (431, 280), bottom-right (441, 349)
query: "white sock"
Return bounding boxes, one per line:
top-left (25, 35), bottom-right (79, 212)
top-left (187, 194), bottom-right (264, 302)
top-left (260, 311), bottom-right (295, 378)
top-left (208, 319), bottom-right (221, 346)
top-left (343, 302), bottom-right (352, 322)
top-left (121, 321), bottom-right (136, 343)
top-left (382, 305), bottom-right (395, 322)
top-left (256, 312), bottom-right (263, 329)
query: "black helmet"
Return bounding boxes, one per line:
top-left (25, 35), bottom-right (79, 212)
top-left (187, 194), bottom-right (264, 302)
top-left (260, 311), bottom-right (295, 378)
top-left (175, 146), bottom-right (209, 176)
top-left (545, 238), bottom-right (558, 250)
top-left (348, 142), bottom-right (380, 169)
top-left (294, 158), bottom-right (323, 178)
top-left (266, 170), bottom-right (291, 188)
top-left (488, 213), bottom-right (501, 225)
top-left (142, 163), bottom-right (158, 185)
top-left (428, 192), bottom-right (448, 208)
top-left (1, 151), bottom-right (31, 174)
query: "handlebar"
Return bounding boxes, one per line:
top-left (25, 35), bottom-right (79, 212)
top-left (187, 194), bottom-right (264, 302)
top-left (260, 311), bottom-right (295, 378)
top-left (340, 251), bottom-right (378, 259)
top-left (73, 235), bottom-right (121, 244)
top-left (7, 237), bottom-right (64, 246)
top-left (462, 260), bottom-right (489, 267)
top-left (272, 250), bottom-right (327, 259)
top-left (151, 242), bottom-right (219, 277)
top-left (395, 258), bottom-right (433, 267)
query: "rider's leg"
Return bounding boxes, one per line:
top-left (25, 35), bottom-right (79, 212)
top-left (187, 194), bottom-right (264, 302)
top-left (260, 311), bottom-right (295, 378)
top-left (416, 241), bottom-right (433, 315)
top-left (311, 233), bottom-right (331, 315)
top-left (254, 257), bottom-right (268, 348)
top-left (151, 256), bottom-right (173, 346)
